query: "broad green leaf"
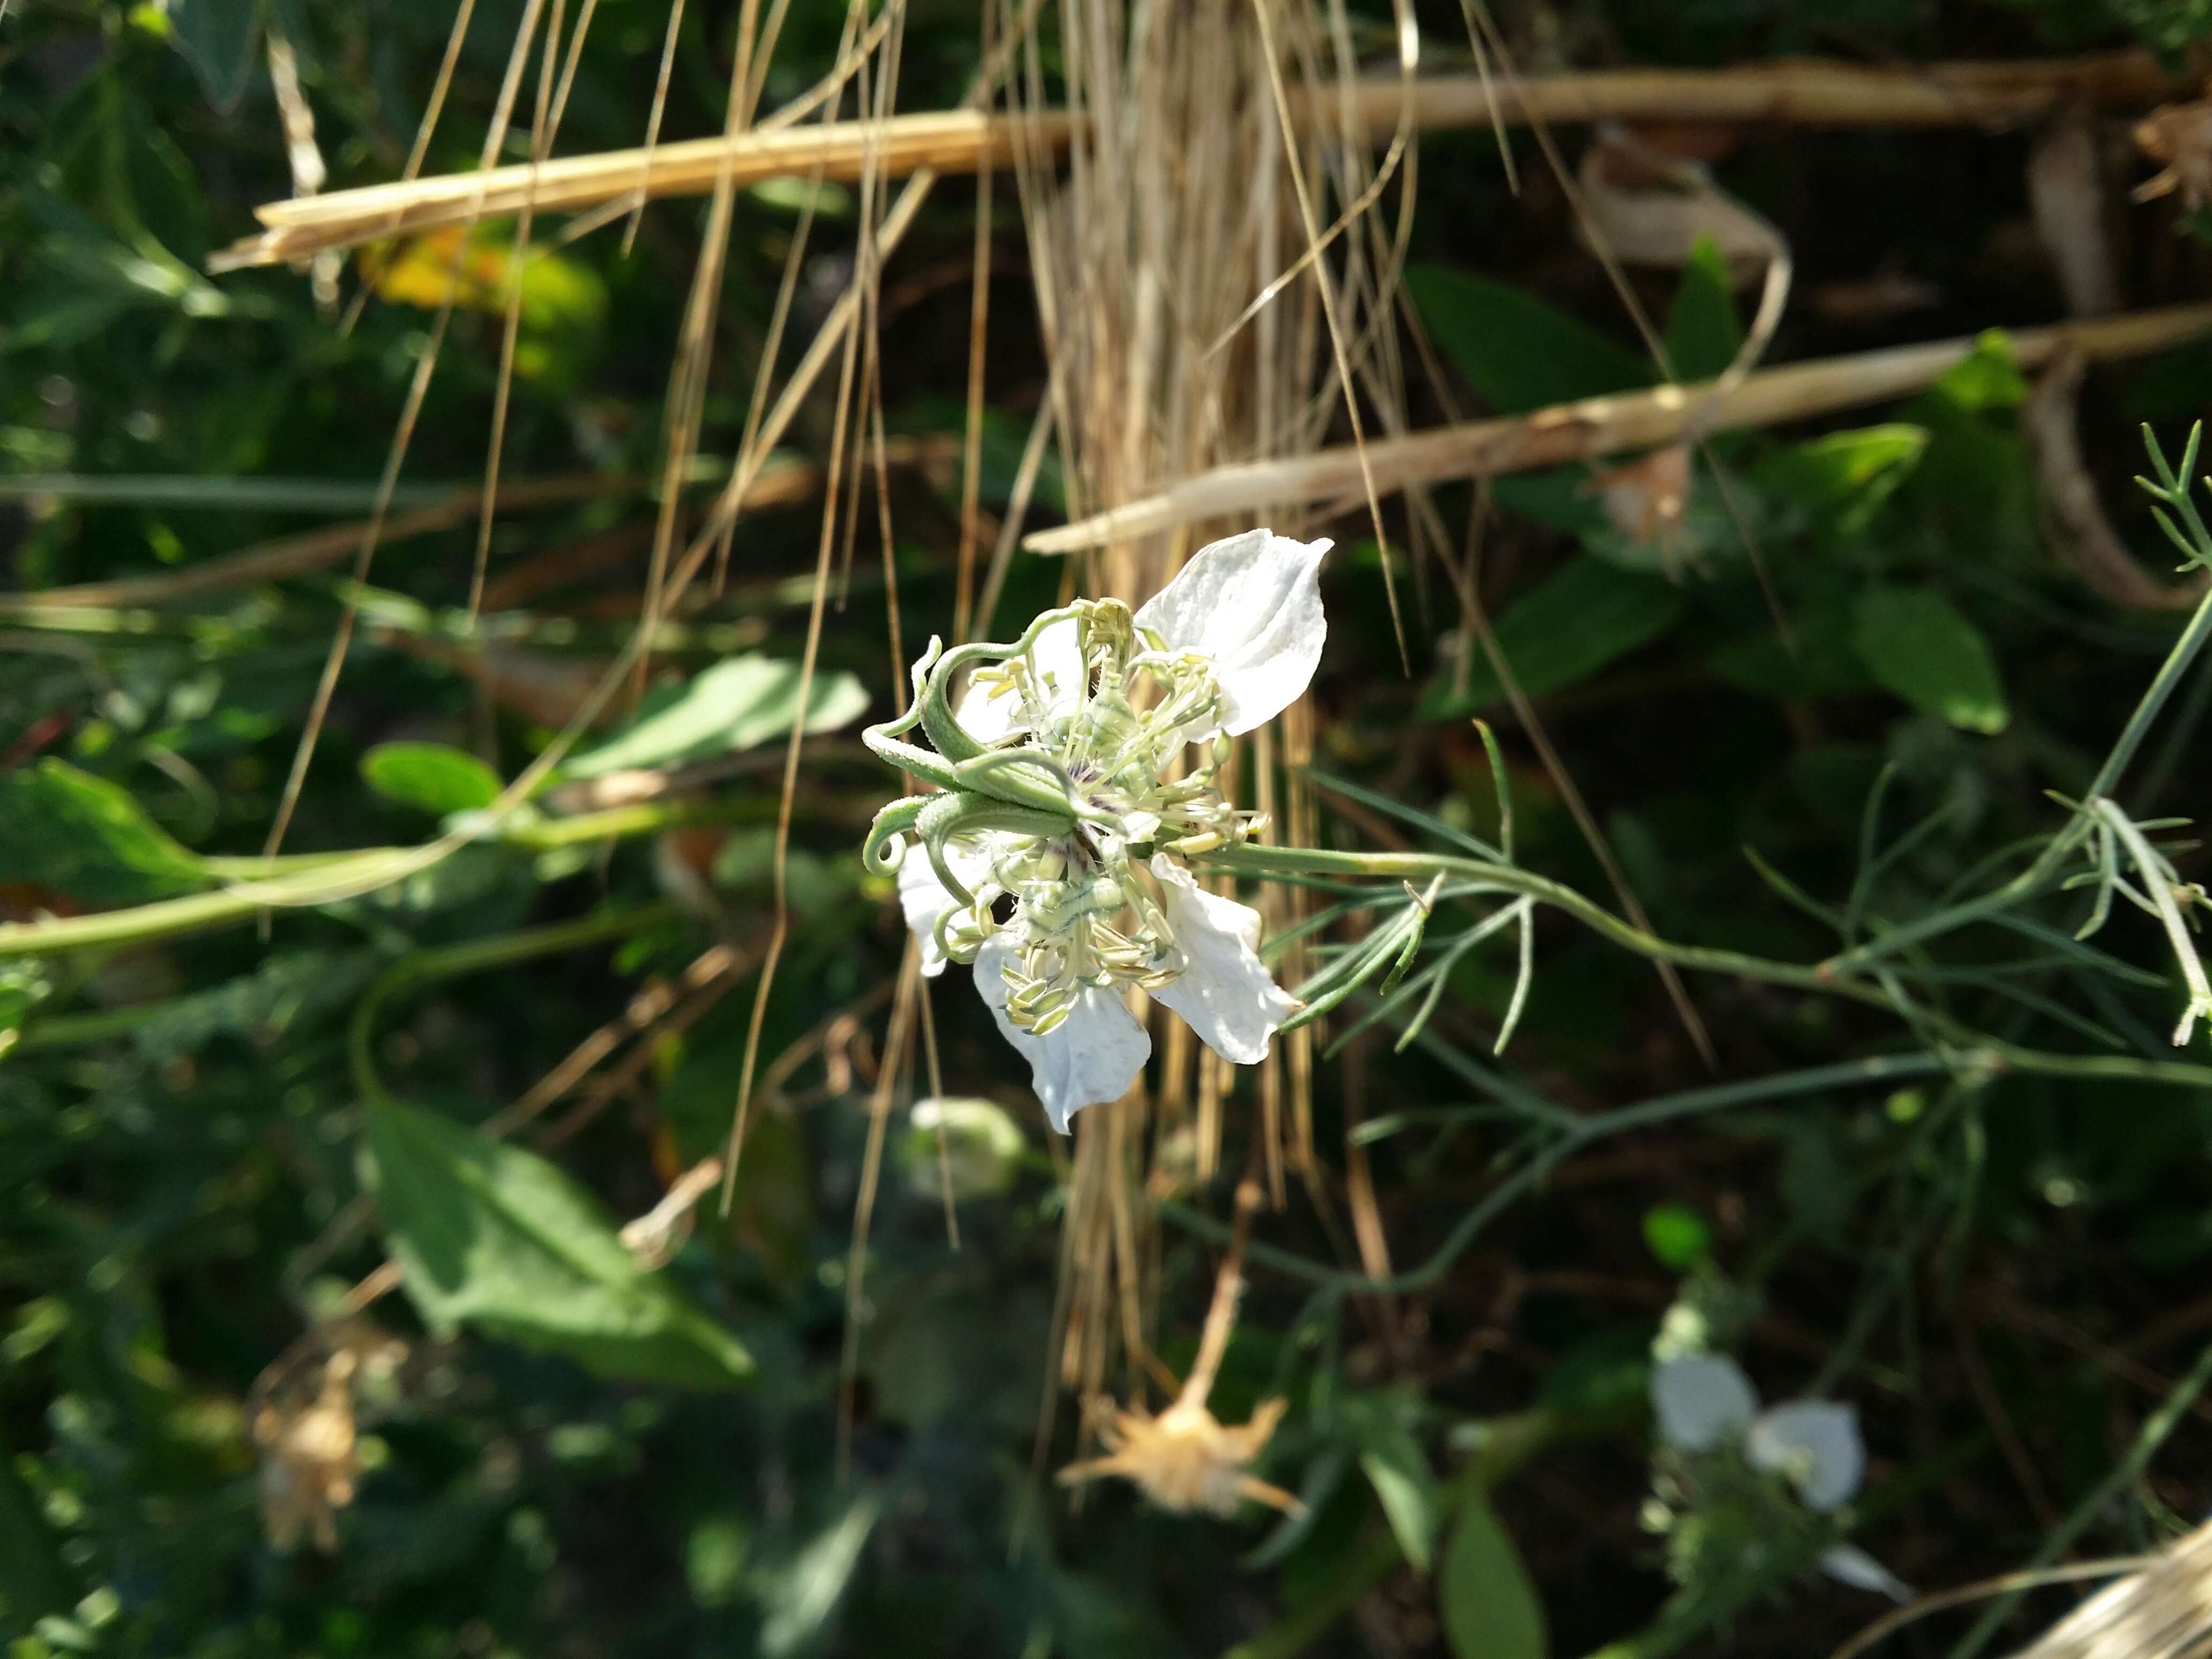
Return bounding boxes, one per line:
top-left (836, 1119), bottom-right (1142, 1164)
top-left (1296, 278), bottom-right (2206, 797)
top-left (0, 759), bottom-right (206, 903)
top-left (1347, 1395), bottom-right (1440, 1572)
top-left (1902, 387), bottom-right (2038, 564)
top-left (131, 950), bottom-right (378, 1064)
top-left (1706, 596), bottom-right (1877, 700)
top-left (1850, 585), bottom-right (2009, 734)
top-left (1422, 557), bottom-right (1686, 720)
top-left (1490, 469), bottom-right (1608, 538)
top-left (562, 655), bottom-right (869, 780)
top-left (1439, 1489), bottom-right (1548, 1659)
top-left (1663, 237), bottom-right (1743, 383)
top-left (1407, 265), bottom-right (1653, 414)
top-left (1932, 330), bottom-right (2029, 411)
top-left (167, 0), bottom-right (263, 113)
top-left (361, 742), bottom-right (504, 816)
top-left (362, 1100), bottom-right (753, 1389)
top-left (757, 1495), bottom-right (880, 1658)
top-left (1751, 425), bottom-right (1928, 543)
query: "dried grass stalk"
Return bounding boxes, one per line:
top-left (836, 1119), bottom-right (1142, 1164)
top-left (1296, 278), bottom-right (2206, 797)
top-left (2008, 1517), bottom-right (2212, 1659)
top-left (210, 51), bottom-right (2184, 270)
top-left (1024, 301), bottom-right (2212, 552)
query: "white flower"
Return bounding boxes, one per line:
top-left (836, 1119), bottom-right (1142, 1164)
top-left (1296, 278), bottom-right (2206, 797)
top-left (971, 936), bottom-right (1152, 1134)
top-left (863, 529), bottom-right (1330, 1132)
top-left (1649, 1352), bottom-right (1758, 1452)
top-left (1145, 856), bottom-right (1302, 1066)
top-left (1649, 1352), bottom-right (1908, 1601)
top-left (1745, 1400), bottom-right (1863, 1513)
top-left (1131, 530), bottom-right (1331, 741)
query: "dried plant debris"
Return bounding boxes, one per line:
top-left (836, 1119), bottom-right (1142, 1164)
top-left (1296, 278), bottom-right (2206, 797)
top-left (2024, 348), bottom-right (2209, 611)
top-left (2134, 87), bottom-right (2212, 211)
top-left (1058, 1178), bottom-right (1300, 1517)
top-left (2028, 106), bottom-right (2122, 317)
top-left (250, 1324), bottom-right (407, 1553)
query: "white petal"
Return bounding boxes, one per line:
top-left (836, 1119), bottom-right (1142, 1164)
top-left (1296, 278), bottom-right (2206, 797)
top-left (1133, 530), bottom-right (1331, 738)
top-left (955, 615), bottom-right (1086, 744)
top-left (1819, 1545), bottom-right (1911, 1602)
top-left (972, 937), bottom-right (1150, 1133)
top-left (1649, 1354), bottom-right (1759, 1452)
top-left (897, 835), bottom-right (998, 978)
top-left (1748, 1402), bottom-right (1865, 1512)
top-left (1146, 856), bottom-right (1299, 1064)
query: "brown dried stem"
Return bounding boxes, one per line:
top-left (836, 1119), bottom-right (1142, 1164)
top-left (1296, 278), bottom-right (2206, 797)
top-left (1027, 302), bottom-right (2212, 552)
top-left (211, 53), bottom-right (2185, 272)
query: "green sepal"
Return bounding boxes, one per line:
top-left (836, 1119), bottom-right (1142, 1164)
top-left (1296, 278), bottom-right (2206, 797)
top-left (862, 794), bottom-right (931, 876)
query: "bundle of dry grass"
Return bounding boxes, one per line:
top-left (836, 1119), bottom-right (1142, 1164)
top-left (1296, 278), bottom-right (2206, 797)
top-left (992, 0), bottom-right (1415, 1413)
top-left (2008, 1521), bottom-right (2212, 1659)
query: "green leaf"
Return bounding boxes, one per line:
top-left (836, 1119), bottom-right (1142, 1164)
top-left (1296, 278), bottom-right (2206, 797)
top-left (1932, 330), bottom-right (2030, 411)
top-left (168, 0), bottom-right (263, 112)
top-left (1850, 585), bottom-right (2010, 734)
top-left (0, 759), bottom-right (206, 903)
top-left (757, 1495), bottom-right (880, 1658)
top-left (1439, 1489), bottom-right (1549, 1659)
top-left (1407, 266), bottom-right (1653, 414)
top-left (361, 742), bottom-right (504, 816)
top-left (561, 655), bottom-right (869, 780)
top-left (1751, 425), bottom-right (1928, 543)
top-left (1663, 236), bottom-right (1743, 383)
top-left (131, 950), bottom-right (378, 1064)
top-left (1706, 606), bottom-right (1877, 700)
top-left (119, 103), bottom-right (211, 266)
top-left (1347, 1395), bottom-right (1440, 1573)
top-left (362, 1100), bottom-right (753, 1389)
top-left (1422, 557), bottom-right (1686, 720)
top-left (1490, 469), bottom-right (1609, 539)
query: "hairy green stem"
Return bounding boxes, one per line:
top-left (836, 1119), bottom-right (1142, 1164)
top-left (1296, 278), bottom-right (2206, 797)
top-left (1823, 576), bottom-right (2212, 978)
top-left (1200, 842), bottom-right (1865, 1001)
top-left (0, 797), bottom-right (764, 961)
top-left (1198, 846), bottom-right (2212, 1086)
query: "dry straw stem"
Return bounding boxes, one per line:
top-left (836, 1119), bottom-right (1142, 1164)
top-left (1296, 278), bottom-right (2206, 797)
top-left (1024, 302), bottom-right (2212, 552)
top-left (210, 51), bottom-right (2183, 270)
top-left (2005, 1514), bottom-right (2212, 1659)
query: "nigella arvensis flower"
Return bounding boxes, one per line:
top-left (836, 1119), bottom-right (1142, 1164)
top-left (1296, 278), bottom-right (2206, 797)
top-left (862, 529), bottom-right (1330, 1131)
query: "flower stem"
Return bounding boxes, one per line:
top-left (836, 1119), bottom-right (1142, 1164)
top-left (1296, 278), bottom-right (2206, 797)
top-left (1822, 562), bottom-right (2212, 978)
top-left (1199, 842), bottom-right (1867, 1003)
top-left (0, 796), bottom-right (764, 961)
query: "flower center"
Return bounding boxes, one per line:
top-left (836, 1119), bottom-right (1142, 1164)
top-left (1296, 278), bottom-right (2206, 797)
top-left (926, 600), bottom-right (1263, 1032)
